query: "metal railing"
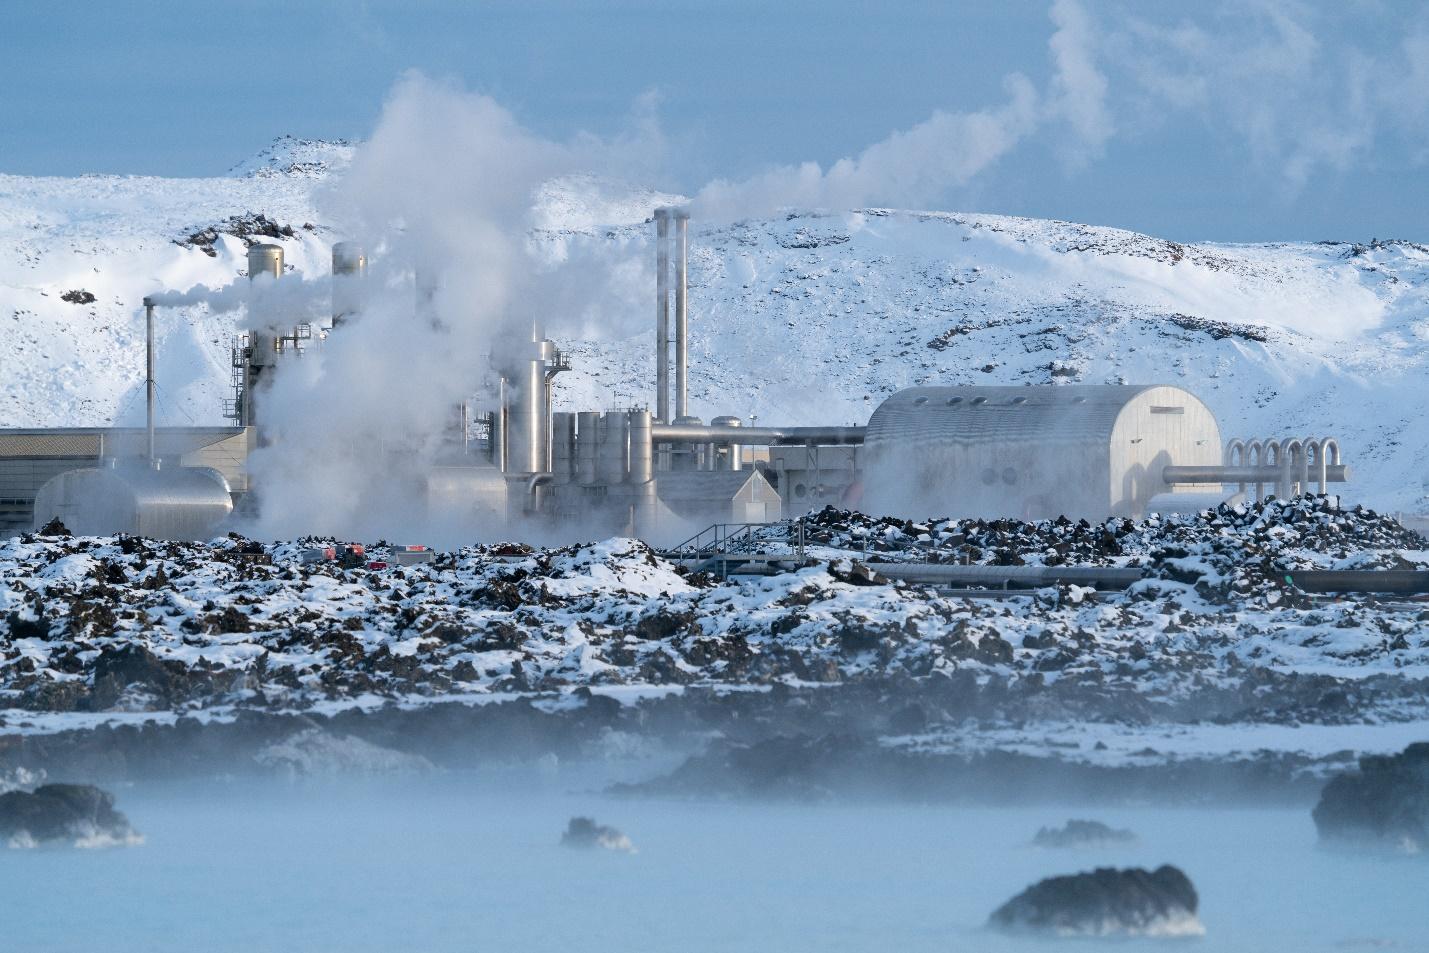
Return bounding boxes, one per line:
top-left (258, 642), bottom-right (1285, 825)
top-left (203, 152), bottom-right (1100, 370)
top-left (662, 519), bottom-right (808, 576)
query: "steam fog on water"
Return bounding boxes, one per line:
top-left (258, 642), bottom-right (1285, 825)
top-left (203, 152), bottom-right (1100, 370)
top-left (0, 769), bottom-right (1420, 953)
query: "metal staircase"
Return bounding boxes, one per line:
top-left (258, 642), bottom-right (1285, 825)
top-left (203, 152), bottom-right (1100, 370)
top-left (661, 519), bottom-right (812, 578)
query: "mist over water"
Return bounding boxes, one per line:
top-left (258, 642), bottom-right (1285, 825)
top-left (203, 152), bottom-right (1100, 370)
top-left (1, 773), bottom-right (1418, 953)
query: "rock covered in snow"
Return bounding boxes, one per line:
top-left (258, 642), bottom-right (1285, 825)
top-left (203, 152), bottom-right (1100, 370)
top-left (0, 782), bottom-right (141, 848)
top-left (560, 816), bottom-right (634, 852)
top-left (988, 865), bottom-right (1202, 937)
top-left (1032, 819), bottom-right (1138, 848)
top-left (0, 498), bottom-right (1426, 733)
top-left (1313, 742), bottom-right (1429, 853)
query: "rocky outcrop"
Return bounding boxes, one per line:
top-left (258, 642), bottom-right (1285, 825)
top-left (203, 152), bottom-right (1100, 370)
top-left (0, 783), bottom-right (141, 848)
top-left (989, 865), bottom-right (1202, 937)
top-left (1033, 819), bottom-right (1138, 848)
top-left (560, 816), bottom-right (634, 852)
top-left (1313, 742), bottom-right (1429, 853)
top-left (253, 727), bottom-right (435, 778)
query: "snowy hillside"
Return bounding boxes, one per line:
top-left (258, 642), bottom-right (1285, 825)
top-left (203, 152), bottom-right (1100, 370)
top-left (3, 137), bottom-right (1427, 511)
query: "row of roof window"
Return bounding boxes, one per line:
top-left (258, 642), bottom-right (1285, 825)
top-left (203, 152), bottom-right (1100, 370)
top-left (909, 395), bottom-right (1090, 407)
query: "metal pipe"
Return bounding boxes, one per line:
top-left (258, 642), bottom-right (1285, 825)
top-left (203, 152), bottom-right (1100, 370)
top-left (1285, 570), bottom-right (1429, 594)
top-left (868, 563), bottom-right (1429, 595)
top-left (674, 208), bottom-right (690, 420)
top-left (143, 297), bottom-right (156, 466)
top-left (654, 208), bottom-right (670, 423)
top-left (651, 423), bottom-right (866, 446)
top-left (865, 563), bottom-right (1143, 590)
top-left (1318, 438), bottom-right (1340, 495)
top-left (1163, 464), bottom-right (1350, 485)
top-left (526, 473), bottom-right (552, 513)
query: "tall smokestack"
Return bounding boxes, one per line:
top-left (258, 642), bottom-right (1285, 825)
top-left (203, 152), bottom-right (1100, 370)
top-left (243, 243), bottom-right (284, 427)
top-left (331, 241), bottom-right (366, 327)
top-left (143, 296), bottom-right (156, 466)
top-left (654, 208), bottom-right (671, 423)
top-left (674, 208), bottom-right (690, 420)
top-left (505, 326), bottom-right (554, 474)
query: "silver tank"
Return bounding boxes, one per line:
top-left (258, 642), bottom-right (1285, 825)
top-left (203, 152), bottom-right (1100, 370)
top-left (246, 244), bottom-right (283, 370)
top-left (627, 409), bottom-right (653, 483)
top-left (576, 411), bottom-right (601, 485)
top-left (33, 463), bottom-right (233, 540)
top-left (551, 412), bottom-right (576, 483)
top-left (710, 415), bottom-right (742, 470)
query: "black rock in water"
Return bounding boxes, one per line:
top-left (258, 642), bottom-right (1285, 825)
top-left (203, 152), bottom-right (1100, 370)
top-left (989, 865), bottom-right (1202, 937)
top-left (1313, 741), bottom-right (1429, 853)
top-left (1033, 819), bottom-right (1139, 848)
top-left (0, 783), bottom-right (140, 847)
top-left (560, 816), bottom-right (634, 852)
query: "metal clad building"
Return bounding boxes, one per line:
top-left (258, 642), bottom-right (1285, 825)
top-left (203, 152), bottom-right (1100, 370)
top-left (861, 385), bottom-right (1222, 520)
top-left (32, 464), bottom-right (234, 540)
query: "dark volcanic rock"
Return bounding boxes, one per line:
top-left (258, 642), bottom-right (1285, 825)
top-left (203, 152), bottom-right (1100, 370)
top-left (1033, 819), bottom-right (1139, 848)
top-left (0, 783), bottom-right (140, 847)
top-left (989, 865), bottom-right (1202, 937)
top-left (559, 816), bottom-right (634, 852)
top-left (1313, 741), bottom-right (1429, 852)
top-left (91, 644), bottom-right (179, 709)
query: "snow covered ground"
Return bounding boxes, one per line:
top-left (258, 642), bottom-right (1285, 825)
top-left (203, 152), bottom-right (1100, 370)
top-left (1, 497), bottom-right (1426, 770)
top-left (3, 137), bottom-right (1428, 512)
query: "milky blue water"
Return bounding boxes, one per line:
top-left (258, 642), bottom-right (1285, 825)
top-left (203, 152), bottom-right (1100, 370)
top-left (2, 776), bottom-right (1422, 953)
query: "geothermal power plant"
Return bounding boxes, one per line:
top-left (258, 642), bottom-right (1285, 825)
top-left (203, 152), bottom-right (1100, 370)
top-left (1, 209), bottom-right (1350, 542)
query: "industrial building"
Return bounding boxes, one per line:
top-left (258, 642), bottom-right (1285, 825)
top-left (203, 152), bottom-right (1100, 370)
top-left (1, 208), bottom-right (1351, 541)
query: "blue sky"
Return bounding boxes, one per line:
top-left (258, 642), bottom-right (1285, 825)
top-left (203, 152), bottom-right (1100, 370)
top-left (2, 0), bottom-right (1426, 242)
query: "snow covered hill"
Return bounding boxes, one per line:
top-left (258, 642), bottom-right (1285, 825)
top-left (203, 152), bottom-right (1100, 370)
top-left (3, 137), bottom-right (1427, 511)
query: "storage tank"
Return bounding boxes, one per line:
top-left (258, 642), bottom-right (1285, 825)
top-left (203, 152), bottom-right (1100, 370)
top-left (32, 463), bottom-right (234, 540)
top-left (861, 384), bottom-right (1223, 520)
top-left (424, 466), bottom-right (509, 526)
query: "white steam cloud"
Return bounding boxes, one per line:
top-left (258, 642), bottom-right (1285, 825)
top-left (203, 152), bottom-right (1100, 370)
top-left (134, 4), bottom-right (1117, 545)
top-left (692, 0), bottom-right (1110, 218)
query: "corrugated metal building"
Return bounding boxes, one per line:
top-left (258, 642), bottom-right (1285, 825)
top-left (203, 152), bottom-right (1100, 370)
top-left (860, 384), bottom-right (1223, 520)
top-left (0, 427), bottom-right (250, 535)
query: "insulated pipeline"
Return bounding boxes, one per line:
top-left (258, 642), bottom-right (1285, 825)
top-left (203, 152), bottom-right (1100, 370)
top-left (1163, 464), bottom-right (1350, 485)
top-left (650, 424), bottom-right (866, 446)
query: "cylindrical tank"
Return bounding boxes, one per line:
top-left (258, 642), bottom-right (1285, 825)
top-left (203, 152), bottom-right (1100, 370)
top-left (248, 244), bottom-right (283, 281)
top-left (331, 242), bottom-right (366, 327)
top-left (674, 209), bottom-right (690, 420)
top-left (487, 409), bottom-right (506, 471)
top-left (551, 412), bottom-right (576, 483)
top-left (710, 415), bottom-right (742, 470)
top-left (504, 339), bottom-right (550, 474)
top-left (627, 409), bottom-right (653, 483)
top-left (577, 411), bottom-right (601, 484)
top-left (597, 412), bottom-right (630, 484)
top-left (672, 414), bottom-right (702, 471)
top-left (246, 244), bottom-right (283, 369)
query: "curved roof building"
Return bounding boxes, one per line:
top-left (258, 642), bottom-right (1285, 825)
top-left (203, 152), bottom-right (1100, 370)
top-left (861, 384), bottom-right (1223, 521)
